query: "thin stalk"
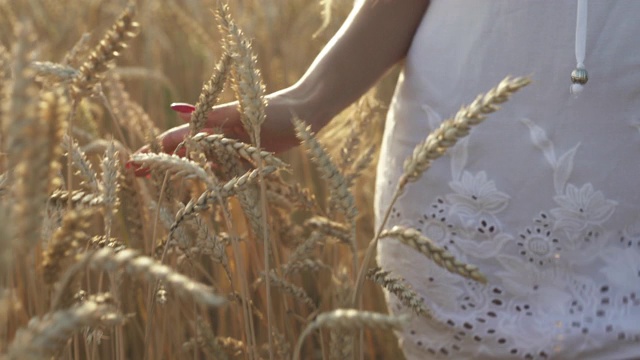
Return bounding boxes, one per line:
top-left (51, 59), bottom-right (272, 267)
top-left (254, 126), bottom-right (274, 360)
top-left (351, 184), bottom-right (403, 306)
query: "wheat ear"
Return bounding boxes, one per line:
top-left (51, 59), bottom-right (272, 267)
top-left (49, 189), bottom-right (103, 207)
top-left (216, 3), bottom-right (266, 145)
top-left (42, 208), bottom-right (94, 285)
top-left (381, 226), bottom-right (486, 283)
top-left (305, 216), bottom-right (354, 250)
top-left (367, 267), bottom-right (433, 318)
top-left (63, 135), bottom-right (100, 192)
top-left (263, 270), bottom-right (316, 308)
top-left (70, 4), bottom-right (139, 99)
top-left (189, 53), bottom-right (232, 137)
top-left (294, 310), bottom-right (409, 360)
top-left (282, 231), bottom-right (324, 275)
top-left (130, 152), bottom-right (215, 188)
top-left (7, 300), bottom-right (121, 359)
top-left (100, 141), bottom-right (119, 240)
top-left (31, 61), bottom-right (79, 84)
top-left (191, 132), bottom-right (288, 169)
top-left (400, 76), bottom-right (531, 190)
top-left (292, 117), bottom-right (357, 220)
top-left (171, 166), bottom-right (276, 232)
top-left (353, 76), bottom-right (530, 308)
top-left (86, 247), bottom-right (226, 306)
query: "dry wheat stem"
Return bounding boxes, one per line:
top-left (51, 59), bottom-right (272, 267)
top-left (381, 226), bottom-right (487, 283)
top-left (352, 75), bottom-right (530, 311)
top-left (86, 247), bottom-right (226, 306)
top-left (294, 309), bottom-right (409, 360)
top-left (345, 144), bottom-right (376, 186)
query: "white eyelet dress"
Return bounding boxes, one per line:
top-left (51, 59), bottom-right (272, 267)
top-left (375, 1), bottom-right (640, 359)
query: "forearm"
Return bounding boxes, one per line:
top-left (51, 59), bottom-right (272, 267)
top-left (286, 0), bottom-right (430, 131)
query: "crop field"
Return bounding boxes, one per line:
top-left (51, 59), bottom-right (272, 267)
top-left (0, 1), bottom-right (527, 358)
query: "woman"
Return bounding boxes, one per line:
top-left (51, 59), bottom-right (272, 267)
top-left (147, 1), bottom-right (640, 358)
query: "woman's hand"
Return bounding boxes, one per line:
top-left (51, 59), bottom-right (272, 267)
top-left (129, 86), bottom-right (311, 176)
top-left (130, 0), bottom-right (430, 175)
top-left (160, 87), bottom-right (310, 155)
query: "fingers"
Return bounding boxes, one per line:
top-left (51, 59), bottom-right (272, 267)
top-left (171, 102), bottom-right (195, 123)
top-left (170, 102), bottom-right (196, 114)
top-left (128, 101), bottom-right (246, 178)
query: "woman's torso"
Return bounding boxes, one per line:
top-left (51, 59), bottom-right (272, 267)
top-left (375, 1), bottom-right (640, 359)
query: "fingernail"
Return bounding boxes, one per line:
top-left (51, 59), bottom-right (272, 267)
top-left (126, 160), bottom-right (150, 177)
top-left (170, 102), bottom-right (196, 114)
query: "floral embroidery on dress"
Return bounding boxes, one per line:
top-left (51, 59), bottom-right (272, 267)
top-left (379, 115), bottom-right (640, 358)
top-left (447, 171), bottom-right (510, 222)
top-left (551, 183), bottom-right (617, 240)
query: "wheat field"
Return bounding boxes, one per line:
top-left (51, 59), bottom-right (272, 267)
top-left (0, 1), bottom-right (528, 359)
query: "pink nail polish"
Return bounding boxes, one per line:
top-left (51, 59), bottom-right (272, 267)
top-left (170, 102), bottom-right (196, 114)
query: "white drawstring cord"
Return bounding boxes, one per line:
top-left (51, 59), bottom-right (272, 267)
top-left (571, 0), bottom-right (588, 95)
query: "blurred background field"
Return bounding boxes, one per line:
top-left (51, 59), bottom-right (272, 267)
top-left (0, 0), bottom-right (406, 358)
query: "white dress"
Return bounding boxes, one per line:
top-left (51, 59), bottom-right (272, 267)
top-left (375, 1), bottom-right (640, 359)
